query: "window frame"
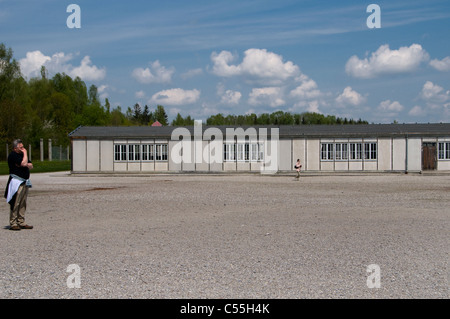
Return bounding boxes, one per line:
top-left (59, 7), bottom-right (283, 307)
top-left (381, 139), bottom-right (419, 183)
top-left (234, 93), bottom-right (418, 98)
top-left (438, 142), bottom-right (450, 160)
top-left (223, 142), bottom-right (264, 162)
top-left (113, 143), bottom-right (168, 162)
top-left (321, 142), bottom-right (377, 162)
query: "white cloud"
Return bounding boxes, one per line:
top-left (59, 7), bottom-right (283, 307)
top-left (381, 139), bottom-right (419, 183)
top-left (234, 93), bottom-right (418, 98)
top-left (216, 83), bottom-right (241, 105)
top-left (378, 100), bottom-right (404, 112)
top-left (409, 82), bottom-right (450, 122)
top-left (421, 81), bottom-right (450, 103)
top-left (345, 44), bottom-right (429, 78)
top-left (211, 48), bottom-right (300, 85)
top-left (70, 56), bottom-right (106, 81)
top-left (19, 50), bottom-right (106, 81)
top-left (374, 100), bottom-right (405, 123)
top-left (150, 88), bottom-right (200, 105)
top-left (335, 86), bottom-right (366, 107)
top-left (19, 51), bottom-right (51, 78)
top-left (132, 60), bottom-right (174, 84)
top-left (429, 56), bottom-right (450, 72)
top-left (307, 100), bottom-right (320, 113)
top-left (221, 90), bottom-right (242, 105)
top-left (288, 75), bottom-right (329, 113)
top-left (290, 78), bottom-right (321, 100)
top-left (408, 105), bottom-right (425, 117)
top-left (248, 87), bottom-right (285, 108)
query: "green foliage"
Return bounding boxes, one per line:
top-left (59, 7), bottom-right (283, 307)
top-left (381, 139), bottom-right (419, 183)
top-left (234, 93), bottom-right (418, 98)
top-left (204, 111), bottom-right (368, 126)
top-left (171, 113), bottom-right (195, 126)
top-left (154, 105), bottom-right (168, 126)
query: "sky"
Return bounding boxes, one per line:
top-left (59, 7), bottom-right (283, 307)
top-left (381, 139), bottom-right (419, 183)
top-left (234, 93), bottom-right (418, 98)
top-left (1, 0), bottom-right (450, 123)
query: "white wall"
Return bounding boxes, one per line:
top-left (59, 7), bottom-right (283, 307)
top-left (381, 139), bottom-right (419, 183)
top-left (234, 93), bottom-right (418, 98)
top-left (72, 139), bottom-right (86, 172)
top-left (306, 139), bottom-right (320, 171)
top-left (407, 138), bottom-right (422, 172)
top-left (86, 140), bottom-right (99, 172)
top-left (278, 139), bottom-right (291, 171)
top-left (378, 138), bottom-right (391, 171)
top-left (100, 140), bottom-right (113, 171)
top-left (392, 138), bottom-right (406, 171)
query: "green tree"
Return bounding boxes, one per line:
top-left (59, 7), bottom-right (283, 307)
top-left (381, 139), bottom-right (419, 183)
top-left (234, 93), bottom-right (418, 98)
top-left (141, 105), bottom-right (153, 125)
top-left (110, 106), bottom-right (129, 126)
top-left (256, 113), bottom-right (270, 125)
top-left (0, 99), bottom-right (26, 142)
top-left (184, 115), bottom-right (194, 125)
top-left (132, 103), bottom-right (142, 124)
top-left (206, 113), bottom-right (226, 125)
top-left (154, 105), bottom-right (168, 125)
top-left (88, 84), bottom-right (100, 107)
top-left (171, 113), bottom-right (185, 126)
top-left (0, 43), bottom-right (22, 101)
top-left (50, 92), bottom-right (73, 145)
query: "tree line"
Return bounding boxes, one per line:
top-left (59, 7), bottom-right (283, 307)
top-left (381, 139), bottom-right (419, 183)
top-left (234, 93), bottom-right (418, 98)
top-left (203, 112), bottom-right (367, 126)
top-left (1, 43), bottom-right (368, 160)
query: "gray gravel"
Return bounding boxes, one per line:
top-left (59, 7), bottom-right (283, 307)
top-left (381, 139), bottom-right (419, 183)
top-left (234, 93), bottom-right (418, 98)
top-left (0, 171), bottom-right (448, 299)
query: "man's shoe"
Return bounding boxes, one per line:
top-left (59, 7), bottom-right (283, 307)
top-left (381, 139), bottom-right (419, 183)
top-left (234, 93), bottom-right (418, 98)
top-left (9, 226), bottom-right (21, 231)
top-left (20, 225), bottom-right (33, 229)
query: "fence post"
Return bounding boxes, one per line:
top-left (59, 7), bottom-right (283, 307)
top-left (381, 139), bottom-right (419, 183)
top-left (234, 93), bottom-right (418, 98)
top-left (40, 138), bottom-right (44, 161)
top-left (48, 139), bottom-right (52, 161)
top-left (28, 144), bottom-right (31, 161)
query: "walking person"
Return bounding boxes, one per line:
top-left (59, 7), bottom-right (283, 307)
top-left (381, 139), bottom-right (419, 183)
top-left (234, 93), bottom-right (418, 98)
top-left (294, 159), bottom-right (302, 180)
top-left (4, 139), bottom-right (33, 231)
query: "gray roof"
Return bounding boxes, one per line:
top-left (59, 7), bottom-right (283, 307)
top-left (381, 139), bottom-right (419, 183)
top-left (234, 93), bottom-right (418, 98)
top-left (69, 123), bottom-right (450, 139)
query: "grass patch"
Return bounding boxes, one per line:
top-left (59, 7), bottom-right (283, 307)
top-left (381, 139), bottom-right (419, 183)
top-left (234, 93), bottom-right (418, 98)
top-left (0, 160), bottom-right (71, 175)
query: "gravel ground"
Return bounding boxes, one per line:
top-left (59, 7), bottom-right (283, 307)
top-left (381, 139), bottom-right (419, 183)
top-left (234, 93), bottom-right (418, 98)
top-left (0, 171), bottom-right (448, 299)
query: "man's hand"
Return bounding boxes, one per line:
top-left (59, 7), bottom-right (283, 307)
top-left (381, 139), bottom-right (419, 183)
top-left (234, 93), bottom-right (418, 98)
top-left (18, 145), bottom-right (29, 167)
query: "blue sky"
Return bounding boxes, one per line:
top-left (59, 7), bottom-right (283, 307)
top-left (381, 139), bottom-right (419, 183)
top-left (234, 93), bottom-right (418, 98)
top-left (1, 0), bottom-right (449, 123)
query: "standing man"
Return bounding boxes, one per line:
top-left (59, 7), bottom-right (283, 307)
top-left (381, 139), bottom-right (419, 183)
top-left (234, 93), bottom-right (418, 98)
top-left (4, 139), bottom-right (34, 231)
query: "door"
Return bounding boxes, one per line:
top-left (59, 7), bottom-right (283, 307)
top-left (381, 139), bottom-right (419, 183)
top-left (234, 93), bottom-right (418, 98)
top-left (422, 143), bottom-right (436, 170)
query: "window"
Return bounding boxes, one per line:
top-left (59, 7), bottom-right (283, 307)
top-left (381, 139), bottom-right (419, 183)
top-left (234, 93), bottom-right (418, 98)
top-left (236, 143), bottom-right (244, 161)
top-left (350, 143), bottom-right (362, 160)
top-left (114, 144), bottom-right (127, 161)
top-left (364, 143), bottom-right (377, 160)
top-left (114, 143), bottom-right (167, 162)
top-left (250, 143), bottom-right (264, 161)
top-left (128, 144), bottom-right (140, 161)
top-left (438, 142), bottom-right (450, 160)
top-left (322, 142), bottom-right (377, 161)
top-left (224, 143), bottom-right (235, 161)
top-left (155, 144), bottom-right (168, 161)
top-left (335, 143), bottom-right (348, 161)
top-left (223, 143), bottom-right (264, 162)
top-left (321, 143), bottom-right (334, 160)
top-left (142, 144), bottom-right (154, 161)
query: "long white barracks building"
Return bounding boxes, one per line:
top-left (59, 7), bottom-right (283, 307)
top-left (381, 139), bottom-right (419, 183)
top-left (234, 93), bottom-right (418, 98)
top-left (69, 123), bottom-right (450, 174)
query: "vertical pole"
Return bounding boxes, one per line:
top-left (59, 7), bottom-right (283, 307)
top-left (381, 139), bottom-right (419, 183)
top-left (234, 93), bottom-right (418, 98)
top-left (48, 139), bottom-right (52, 161)
top-left (40, 138), bottom-right (44, 161)
top-left (28, 144), bottom-right (32, 161)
